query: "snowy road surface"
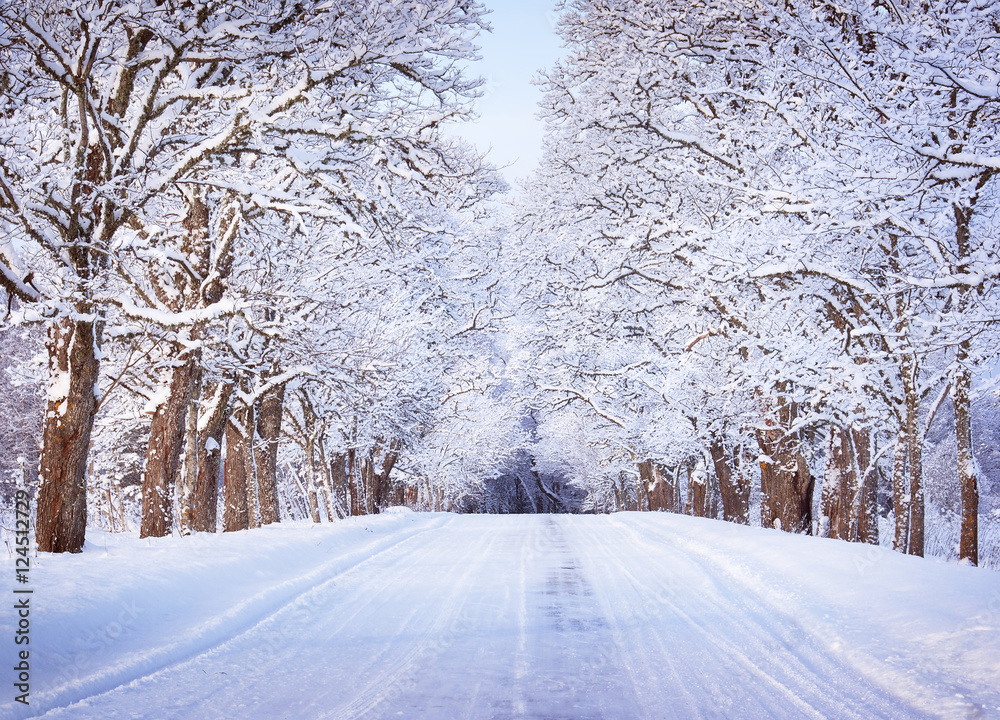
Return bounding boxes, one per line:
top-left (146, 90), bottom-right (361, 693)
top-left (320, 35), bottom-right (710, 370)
top-left (4, 512), bottom-right (1000, 719)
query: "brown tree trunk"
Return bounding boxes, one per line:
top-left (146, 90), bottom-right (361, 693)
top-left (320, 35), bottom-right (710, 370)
top-left (757, 420), bottom-right (814, 533)
top-left (223, 403), bottom-right (251, 532)
top-left (638, 461), bottom-right (659, 510)
top-left (852, 427), bottom-right (879, 544)
top-left (244, 403), bottom-right (260, 529)
top-left (951, 203), bottom-right (979, 564)
top-left (140, 351), bottom-right (198, 538)
top-left (371, 456), bottom-right (386, 512)
top-left (191, 382), bottom-right (231, 532)
top-left (36, 317), bottom-right (100, 553)
top-left (669, 465), bottom-right (682, 512)
top-left (178, 361), bottom-right (203, 535)
top-left (821, 425), bottom-right (854, 540)
top-left (140, 183), bottom-right (214, 539)
top-left (304, 436), bottom-right (322, 523)
top-left (711, 440), bottom-right (750, 524)
top-left (636, 466), bottom-right (649, 511)
top-left (180, 375), bottom-right (201, 534)
top-left (331, 453), bottom-right (349, 517)
top-left (361, 455), bottom-right (377, 514)
top-left (953, 341), bottom-right (979, 565)
top-left (904, 358), bottom-right (924, 557)
top-left (313, 434), bottom-right (337, 521)
top-left (348, 448), bottom-right (361, 516)
top-left (255, 381), bottom-right (284, 525)
top-left (371, 440), bottom-right (400, 513)
top-left (891, 434), bottom-right (909, 552)
top-left (687, 461), bottom-right (709, 518)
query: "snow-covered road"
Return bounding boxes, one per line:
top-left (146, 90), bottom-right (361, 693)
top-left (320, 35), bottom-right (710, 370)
top-left (4, 512), bottom-right (1000, 719)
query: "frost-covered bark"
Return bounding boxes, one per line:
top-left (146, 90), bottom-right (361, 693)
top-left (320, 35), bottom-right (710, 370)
top-left (223, 403), bottom-right (252, 532)
top-left (36, 318), bottom-right (99, 553)
top-left (140, 354), bottom-right (199, 538)
top-left (640, 461), bottom-right (679, 513)
top-left (369, 439), bottom-right (401, 513)
top-left (822, 428), bottom-right (849, 540)
top-left (822, 424), bottom-right (875, 542)
top-left (188, 382), bottom-right (231, 533)
top-left (851, 427), bottom-right (879, 546)
top-left (304, 436), bottom-right (323, 525)
top-left (953, 343), bottom-right (979, 565)
top-left (711, 440), bottom-right (751, 525)
top-left (330, 454), bottom-right (350, 519)
top-left (687, 462), bottom-right (710, 519)
top-left (756, 396), bottom-right (814, 534)
top-left (255, 381), bottom-right (285, 526)
top-left (178, 367), bottom-right (203, 536)
top-left (904, 354), bottom-right (925, 557)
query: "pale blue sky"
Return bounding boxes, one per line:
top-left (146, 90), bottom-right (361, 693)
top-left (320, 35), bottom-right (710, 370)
top-left (451, 0), bottom-right (564, 188)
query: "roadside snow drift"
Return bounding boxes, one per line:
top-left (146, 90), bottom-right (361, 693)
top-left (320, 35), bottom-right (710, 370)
top-left (3, 513), bottom-right (999, 719)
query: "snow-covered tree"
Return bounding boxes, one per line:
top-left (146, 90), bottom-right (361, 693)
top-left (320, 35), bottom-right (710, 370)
top-left (0, 0), bottom-right (490, 550)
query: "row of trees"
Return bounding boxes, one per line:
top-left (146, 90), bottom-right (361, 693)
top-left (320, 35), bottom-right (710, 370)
top-left (0, 0), bottom-right (521, 552)
top-left (506, 0), bottom-right (999, 564)
top-left (2, 0), bottom-right (997, 569)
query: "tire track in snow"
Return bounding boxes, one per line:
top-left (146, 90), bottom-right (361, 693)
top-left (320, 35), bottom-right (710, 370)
top-left (501, 515), bottom-right (641, 720)
top-left (34, 515), bottom-right (510, 720)
top-left (574, 515), bottom-right (932, 719)
top-left (615, 515), bottom-right (960, 718)
top-left (570, 516), bottom-right (703, 719)
top-left (317, 519), bottom-right (504, 720)
top-left (27, 515), bottom-right (451, 719)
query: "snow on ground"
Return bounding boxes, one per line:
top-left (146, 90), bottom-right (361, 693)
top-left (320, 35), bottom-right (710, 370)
top-left (3, 512), bottom-right (1000, 720)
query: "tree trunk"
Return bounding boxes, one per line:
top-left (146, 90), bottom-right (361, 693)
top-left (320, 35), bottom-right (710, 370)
top-left (313, 434), bottom-right (338, 521)
top-left (192, 382), bottom-right (231, 532)
top-left (348, 448), bottom-right (361, 516)
top-left (244, 403), bottom-right (260, 530)
top-left (711, 439), bottom-right (750, 524)
top-left (891, 433), bottom-right (909, 552)
top-left (141, 183), bottom-right (215, 538)
top-left (362, 456), bottom-right (376, 514)
top-left (178, 363), bottom-right (203, 535)
top-left (36, 317), bottom-right (100, 553)
top-left (371, 440), bottom-right (400, 512)
top-left (638, 461), bottom-right (660, 510)
top-left (636, 464), bottom-right (650, 511)
top-left (140, 350), bottom-right (198, 538)
top-left (223, 403), bottom-right (251, 532)
top-left (687, 460), bottom-right (709, 518)
top-left (757, 426), bottom-right (814, 534)
top-left (255, 381), bottom-right (285, 525)
top-left (670, 466), bottom-right (682, 512)
top-left (953, 341), bottom-right (979, 565)
top-left (331, 453), bottom-right (349, 518)
top-left (904, 357), bottom-right (924, 557)
top-left (951, 202), bottom-right (979, 564)
top-left (304, 437), bottom-right (322, 523)
top-left (821, 424), bottom-right (854, 540)
top-left (852, 427), bottom-right (879, 544)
